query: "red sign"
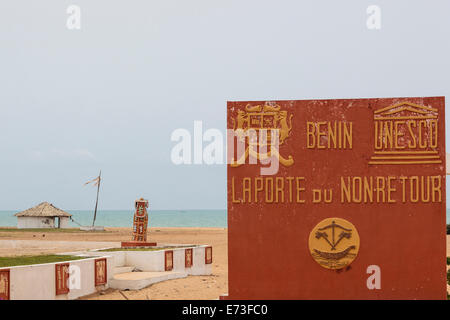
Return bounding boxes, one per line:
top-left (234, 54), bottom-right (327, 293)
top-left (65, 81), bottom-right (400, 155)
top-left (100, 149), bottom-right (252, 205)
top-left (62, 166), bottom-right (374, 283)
top-left (55, 263), bottom-right (70, 295)
top-left (94, 258), bottom-right (107, 286)
top-left (226, 97), bottom-right (447, 299)
top-left (0, 270), bottom-right (10, 300)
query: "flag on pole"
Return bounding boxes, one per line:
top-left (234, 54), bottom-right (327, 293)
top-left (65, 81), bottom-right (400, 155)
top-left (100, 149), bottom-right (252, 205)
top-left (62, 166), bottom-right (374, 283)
top-left (84, 170), bottom-right (102, 227)
top-left (84, 175), bottom-right (100, 187)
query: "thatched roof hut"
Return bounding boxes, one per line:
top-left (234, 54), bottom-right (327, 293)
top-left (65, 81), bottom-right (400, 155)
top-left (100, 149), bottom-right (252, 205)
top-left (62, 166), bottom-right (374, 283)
top-left (15, 202), bottom-right (72, 229)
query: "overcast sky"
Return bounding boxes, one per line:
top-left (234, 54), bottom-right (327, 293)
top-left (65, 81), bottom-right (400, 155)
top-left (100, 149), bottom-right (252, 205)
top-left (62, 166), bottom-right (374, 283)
top-left (0, 1), bottom-right (449, 210)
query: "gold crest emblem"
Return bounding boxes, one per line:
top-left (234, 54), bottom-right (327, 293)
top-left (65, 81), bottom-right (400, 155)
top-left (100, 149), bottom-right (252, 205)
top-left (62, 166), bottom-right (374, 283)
top-left (309, 218), bottom-right (360, 270)
top-left (230, 104), bottom-right (294, 167)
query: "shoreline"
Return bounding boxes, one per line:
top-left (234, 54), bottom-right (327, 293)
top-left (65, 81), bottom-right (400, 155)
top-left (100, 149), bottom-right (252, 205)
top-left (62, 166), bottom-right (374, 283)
top-left (0, 228), bottom-right (448, 299)
top-left (0, 227), bottom-right (228, 300)
top-left (0, 209), bottom-right (228, 229)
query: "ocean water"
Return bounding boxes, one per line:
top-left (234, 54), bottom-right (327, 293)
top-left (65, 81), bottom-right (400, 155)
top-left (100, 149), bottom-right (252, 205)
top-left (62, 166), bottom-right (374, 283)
top-left (0, 209), bottom-right (227, 228)
top-left (0, 209), bottom-right (449, 228)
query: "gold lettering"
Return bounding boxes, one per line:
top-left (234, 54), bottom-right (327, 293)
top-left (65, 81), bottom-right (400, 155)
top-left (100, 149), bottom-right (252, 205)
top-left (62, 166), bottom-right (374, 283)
top-left (418, 120), bottom-right (427, 148)
top-left (429, 120), bottom-right (438, 148)
top-left (306, 122), bottom-right (316, 148)
top-left (399, 176), bottom-right (407, 203)
top-left (306, 121), bottom-right (353, 149)
top-left (343, 122), bottom-right (353, 149)
top-left (324, 189), bottom-right (332, 203)
top-left (394, 121), bottom-right (405, 149)
top-left (410, 176), bottom-right (419, 202)
top-left (384, 121), bottom-right (393, 149)
top-left (313, 189), bottom-right (321, 203)
top-left (376, 177), bottom-right (385, 202)
top-left (317, 122), bottom-right (327, 149)
top-left (265, 178), bottom-right (274, 203)
top-left (406, 121), bottom-right (417, 148)
top-left (420, 176), bottom-right (430, 202)
top-left (254, 177), bottom-right (263, 203)
top-left (341, 177), bottom-right (351, 203)
top-left (232, 177), bottom-right (240, 203)
top-left (296, 177), bottom-right (306, 203)
top-left (286, 177), bottom-right (294, 203)
top-left (431, 176), bottom-right (441, 202)
top-left (387, 176), bottom-right (396, 203)
top-left (243, 178), bottom-right (251, 203)
top-left (352, 176), bottom-right (362, 203)
top-left (275, 177), bottom-right (284, 203)
top-left (374, 122), bottom-right (382, 150)
top-left (363, 176), bottom-right (373, 203)
top-left (328, 121), bottom-right (337, 148)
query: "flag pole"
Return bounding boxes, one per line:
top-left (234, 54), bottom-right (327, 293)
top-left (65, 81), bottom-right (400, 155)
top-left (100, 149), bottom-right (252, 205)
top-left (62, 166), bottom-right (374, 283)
top-left (92, 170), bottom-right (101, 227)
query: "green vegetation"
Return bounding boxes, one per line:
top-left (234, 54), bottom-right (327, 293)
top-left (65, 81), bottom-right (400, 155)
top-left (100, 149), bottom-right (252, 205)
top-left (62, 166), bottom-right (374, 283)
top-left (0, 255), bottom-right (87, 268)
top-left (447, 268), bottom-right (450, 300)
top-left (0, 228), bottom-right (109, 233)
top-left (447, 224), bottom-right (450, 235)
top-left (447, 269), bottom-right (450, 286)
top-left (100, 245), bottom-right (194, 252)
top-left (447, 257), bottom-right (450, 265)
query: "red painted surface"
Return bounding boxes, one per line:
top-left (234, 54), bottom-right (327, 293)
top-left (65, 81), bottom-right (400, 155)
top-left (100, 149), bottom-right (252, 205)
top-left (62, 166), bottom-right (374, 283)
top-left (165, 251), bottom-right (173, 271)
top-left (55, 263), bottom-right (70, 295)
top-left (205, 246), bottom-right (213, 265)
top-left (132, 198), bottom-right (149, 242)
top-left (94, 258), bottom-right (107, 286)
top-left (185, 248), bottom-right (193, 268)
top-left (0, 269), bottom-right (10, 300)
top-left (226, 97), bottom-right (447, 299)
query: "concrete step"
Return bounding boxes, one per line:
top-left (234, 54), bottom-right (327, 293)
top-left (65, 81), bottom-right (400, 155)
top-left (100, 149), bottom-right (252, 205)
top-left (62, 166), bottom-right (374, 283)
top-left (109, 271), bottom-right (188, 290)
top-left (113, 266), bottom-right (135, 275)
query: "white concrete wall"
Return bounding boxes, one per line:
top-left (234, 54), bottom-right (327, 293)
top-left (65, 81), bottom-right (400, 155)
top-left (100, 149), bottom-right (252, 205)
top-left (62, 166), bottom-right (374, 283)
top-left (17, 217), bottom-right (55, 229)
top-left (85, 250), bottom-right (166, 272)
top-left (190, 246), bottom-right (212, 276)
top-left (66, 257), bottom-right (113, 300)
top-left (173, 249), bottom-right (185, 272)
top-left (0, 256), bottom-right (112, 300)
top-left (59, 217), bottom-right (71, 229)
top-left (82, 251), bottom-right (125, 275)
top-left (87, 245), bottom-right (212, 275)
top-left (126, 251), bottom-right (166, 271)
top-left (0, 245), bottom-right (212, 299)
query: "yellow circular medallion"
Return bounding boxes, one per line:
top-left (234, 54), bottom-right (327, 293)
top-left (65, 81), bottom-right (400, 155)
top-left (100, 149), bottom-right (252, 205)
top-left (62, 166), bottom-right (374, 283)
top-left (308, 218), bottom-right (360, 270)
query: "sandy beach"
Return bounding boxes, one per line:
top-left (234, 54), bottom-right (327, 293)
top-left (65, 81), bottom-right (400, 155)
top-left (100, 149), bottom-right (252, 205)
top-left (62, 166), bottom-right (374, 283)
top-left (0, 227), bottom-right (228, 300)
top-left (0, 228), bottom-right (448, 299)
